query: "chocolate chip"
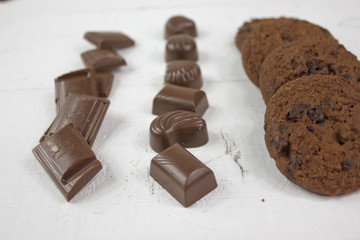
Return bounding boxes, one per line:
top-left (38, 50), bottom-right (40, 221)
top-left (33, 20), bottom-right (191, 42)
top-left (270, 136), bottom-right (289, 156)
top-left (342, 158), bottom-right (355, 171)
top-left (343, 74), bottom-right (353, 80)
top-left (306, 60), bottom-right (330, 75)
top-left (289, 157), bottom-right (302, 170)
top-left (306, 126), bottom-right (314, 132)
top-left (287, 103), bottom-right (309, 122)
top-left (357, 75), bottom-right (360, 82)
top-left (291, 60), bottom-right (299, 70)
top-left (306, 106), bottom-right (325, 123)
top-left (263, 123), bottom-right (268, 131)
top-left (321, 27), bottom-right (330, 35)
top-left (281, 32), bottom-right (293, 42)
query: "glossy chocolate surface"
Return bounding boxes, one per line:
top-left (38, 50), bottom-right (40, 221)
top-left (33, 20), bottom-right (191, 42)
top-left (84, 32), bottom-right (135, 49)
top-left (152, 84), bottom-right (208, 116)
top-left (41, 93), bottom-right (110, 146)
top-left (165, 34), bottom-right (198, 62)
top-left (165, 60), bottom-right (202, 89)
top-left (55, 68), bottom-right (98, 113)
top-left (150, 110), bottom-right (208, 153)
top-left (33, 124), bottom-right (102, 201)
top-left (150, 143), bottom-right (217, 207)
top-left (81, 49), bottom-right (126, 72)
top-left (95, 71), bottom-right (114, 97)
top-left (165, 16), bottom-right (197, 39)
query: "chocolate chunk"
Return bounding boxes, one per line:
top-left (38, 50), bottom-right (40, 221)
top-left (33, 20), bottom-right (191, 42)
top-left (95, 72), bottom-right (114, 97)
top-left (165, 16), bottom-right (197, 39)
top-left (306, 60), bottom-right (330, 75)
top-left (306, 125), bottom-right (315, 132)
top-left (150, 143), bottom-right (217, 207)
top-left (81, 49), bottom-right (126, 72)
top-left (165, 60), bottom-right (202, 89)
top-left (152, 85), bottom-right (208, 116)
top-left (287, 103), bottom-right (309, 122)
top-left (84, 32), bottom-right (135, 49)
top-left (41, 94), bottom-right (110, 146)
top-left (33, 124), bottom-right (102, 201)
top-left (150, 110), bottom-right (208, 153)
top-left (270, 136), bottom-right (289, 155)
top-left (306, 106), bottom-right (325, 123)
top-left (281, 32), bottom-right (294, 42)
top-left (165, 35), bottom-right (198, 62)
top-left (55, 68), bottom-right (98, 113)
top-left (342, 158), bottom-right (355, 171)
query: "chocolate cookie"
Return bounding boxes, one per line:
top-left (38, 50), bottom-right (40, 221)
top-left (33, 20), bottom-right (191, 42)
top-left (234, 19), bottom-right (261, 53)
top-left (264, 75), bottom-right (360, 196)
top-left (239, 18), bottom-right (335, 87)
top-left (260, 40), bottom-right (360, 104)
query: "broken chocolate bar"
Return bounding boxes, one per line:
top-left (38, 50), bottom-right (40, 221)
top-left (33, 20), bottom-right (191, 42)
top-left (41, 93), bottom-right (110, 146)
top-left (149, 110), bottom-right (208, 153)
top-left (81, 49), bottom-right (126, 72)
top-left (55, 68), bottom-right (98, 113)
top-left (165, 16), bottom-right (197, 39)
top-left (165, 34), bottom-right (198, 62)
top-left (150, 143), bottom-right (217, 207)
top-left (33, 123), bottom-right (102, 201)
top-left (152, 84), bottom-right (208, 116)
top-left (84, 32), bottom-right (135, 49)
top-left (95, 71), bottom-right (114, 97)
top-left (165, 60), bottom-right (202, 89)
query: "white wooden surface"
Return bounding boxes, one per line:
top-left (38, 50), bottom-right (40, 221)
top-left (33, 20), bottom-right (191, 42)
top-left (1, 0), bottom-right (360, 239)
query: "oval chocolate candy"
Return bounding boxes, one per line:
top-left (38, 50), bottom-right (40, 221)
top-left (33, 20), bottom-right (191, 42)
top-left (165, 16), bottom-right (197, 39)
top-left (165, 60), bottom-right (202, 89)
top-left (165, 34), bottom-right (198, 62)
top-left (149, 110), bottom-right (208, 153)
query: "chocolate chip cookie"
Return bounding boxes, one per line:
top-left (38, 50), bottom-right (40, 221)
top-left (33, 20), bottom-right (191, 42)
top-left (264, 75), bottom-right (360, 195)
top-left (260, 40), bottom-right (360, 104)
top-left (238, 18), bottom-right (336, 87)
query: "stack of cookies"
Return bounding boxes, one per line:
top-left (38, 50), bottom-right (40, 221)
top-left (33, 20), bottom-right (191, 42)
top-left (235, 18), bottom-right (360, 196)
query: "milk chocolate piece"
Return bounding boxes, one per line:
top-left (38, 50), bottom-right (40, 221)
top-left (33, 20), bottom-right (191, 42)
top-left (166, 35), bottom-right (198, 62)
top-left (84, 32), bottom-right (135, 49)
top-left (152, 85), bottom-right (208, 116)
top-left (165, 16), bottom-right (197, 39)
top-left (81, 49), bottom-right (126, 72)
top-left (150, 143), bottom-right (217, 207)
top-left (95, 72), bottom-right (114, 97)
top-left (33, 123), bottom-right (102, 201)
top-left (55, 68), bottom-right (98, 113)
top-left (41, 94), bottom-right (110, 146)
top-left (165, 60), bottom-right (202, 89)
top-left (150, 110), bottom-right (208, 153)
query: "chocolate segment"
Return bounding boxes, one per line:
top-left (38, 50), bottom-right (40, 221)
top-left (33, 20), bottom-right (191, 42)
top-left (84, 32), bottom-right (135, 49)
top-left (165, 35), bottom-right (198, 62)
top-left (55, 68), bottom-right (98, 113)
top-left (81, 49), bottom-right (126, 72)
top-left (95, 71), bottom-right (114, 97)
top-left (41, 93), bottom-right (110, 146)
top-left (152, 85), bottom-right (208, 116)
top-left (33, 123), bottom-right (102, 201)
top-left (165, 60), bottom-right (202, 89)
top-left (150, 110), bottom-right (208, 153)
top-left (150, 143), bottom-right (217, 207)
top-left (165, 16), bottom-right (197, 39)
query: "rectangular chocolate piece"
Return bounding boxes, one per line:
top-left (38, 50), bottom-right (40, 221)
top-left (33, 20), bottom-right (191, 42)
top-left (33, 123), bottom-right (102, 201)
top-left (150, 143), bottom-right (217, 207)
top-left (84, 32), bottom-right (135, 49)
top-left (152, 84), bottom-right (208, 116)
top-left (81, 49), bottom-right (126, 72)
top-left (95, 71), bottom-right (114, 97)
top-left (55, 68), bottom-right (98, 113)
top-left (41, 93), bottom-right (110, 146)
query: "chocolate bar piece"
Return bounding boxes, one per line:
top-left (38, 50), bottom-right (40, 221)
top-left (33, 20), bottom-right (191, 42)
top-left (152, 84), bottom-right (208, 116)
top-left (165, 60), bottom-right (202, 89)
top-left (95, 71), bottom-right (114, 97)
top-left (150, 143), bottom-right (217, 207)
top-left (150, 110), bottom-right (208, 153)
top-left (165, 16), bottom-right (197, 39)
top-left (84, 32), bottom-right (135, 49)
top-left (33, 123), bottom-right (102, 201)
top-left (81, 49), bottom-right (126, 72)
top-left (166, 35), bottom-right (198, 62)
top-left (55, 68), bottom-right (98, 113)
top-left (41, 93), bottom-right (110, 146)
